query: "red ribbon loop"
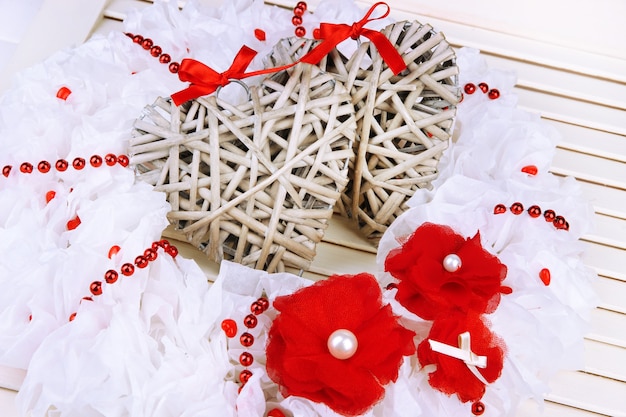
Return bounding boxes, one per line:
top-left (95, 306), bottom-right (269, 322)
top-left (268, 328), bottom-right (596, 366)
top-left (171, 45), bottom-right (258, 105)
top-left (300, 2), bottom-right (406, 75)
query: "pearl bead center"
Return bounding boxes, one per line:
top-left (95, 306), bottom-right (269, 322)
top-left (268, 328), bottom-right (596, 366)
top-left (443, 254), bottom-right (462, 272)
top-left (327, 329), bottom-right (358, 360)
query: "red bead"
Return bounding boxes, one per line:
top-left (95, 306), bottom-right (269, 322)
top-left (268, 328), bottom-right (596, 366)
top-left (81, 296), bottom-right (93, 302)
top-left (150, 45), bottom-right (162, 57)
top-left (293, 5), bottom-right (305, 17)
top-left (464, 83), bottom-right (476, 94)
top-left (56, 86), bottom-right (72, 100)
top-left (45, 190), bottom-right (56, 203)
top-left (37, 160), bottom-right (51, 173)
top-left (144, 248), bottom-right (157, 261)
top-left (539, 268), bottom-right (551, 286)
top-left (151, 241), bottom-right (161, 251)
top-left (239, 352), bottom-right (254, 367)
top-left (239, 369), bottom-right (252, 384)
top-left (564, 221), bottom-right (570, 231)
top-left (90, 281), bottom-right (103, 296)
top-left (90, 155), bottom-right (103, 167)
top-left (159, 239), bottom-right (170, 248)
top-left (256, 297), bottom-right (270, 311)
top-left (69, 312), bottom-right (77, 321)
top-left (521, 165), bottom-right (538, 175)
top-left (488, 89), bottom-right (501, 100)
top-left (2, 165), bottom-right (11, 177)
top-left (553, 215), bottom-right (567, 229)
top-left (67, 216), bottom-right (81, 230)
top-left (543, 209), bottom-right (556, 222)
top-left (104, 269), bottom-right (118, 284)
top-left (296, 1), bottom-right (308, 11)
top-left (55, 159), bottom-right (69, 172)
top-left (221, 319), bottom-right (238, 338)
top-left (20, 162), bottom-right (33, 173)
top-left (168, 62), bottom-right (180, 73)
top-left (510, 202), bottom-right (524, 215)
top-left (72, 157), bottom-right (86, 170)
top-left (159, 54), bottom-right (171, 64)
top-left (141, 38), bottom-right (153, 50)
top-left (104, 153), bottom-right (117, 166)
top-left (132, 34), bottom-right (143, 44)
top-left (134, 255), bottom-right (148, 268)
top-left (121, 263), bottom-right (135, 276)
top-left (493, 204), bottom-right (507, 214)
top-left (527, 205), bottom-right (542, 218)
top-left (292, 15), bottom-right (303, 26)
top-left (500, 286), bottom-right (513, 294)
top-left (166, 245), bottom-right (179, 257)
top-left (117, 155), bottom-right (129, 167)
top-left (251, 301), bottom-right (264, 315)
top-left (108, 245), bottom-right (121, 259)
top-left (254, 29), bottom-right (266, 41)
top-left (124, 32), bottom-right (134, 39)
top-left (243, 314), bottom-right (258, 329)
top-left (386, 282), bottom-right (398, 290)
top-left (240, 332), bottom-right (255, 347)
top-left (472, 401), bottom-right (485, 415)
top-left (294, 26), bottom-right (306, 37)
top-left (267, 409), bottom-right (286, 417)
top-left (478, 82), bottom-right (489, 93)
top-left (313, 28), bottom-right (321, 39)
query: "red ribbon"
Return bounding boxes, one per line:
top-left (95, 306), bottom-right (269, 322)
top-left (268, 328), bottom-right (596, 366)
top-left (171, 46), bottom-right (296, 105)
top-left (300, 2), bottom-right (407, 75)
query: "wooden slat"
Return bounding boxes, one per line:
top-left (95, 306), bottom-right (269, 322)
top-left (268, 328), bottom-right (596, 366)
top-left (584, 339), bottom-right (626, 383)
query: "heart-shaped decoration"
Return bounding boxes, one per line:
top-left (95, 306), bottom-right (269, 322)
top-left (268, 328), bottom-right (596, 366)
top-left (268, 20), bottom-right (459, 241)
top-left (128, 63), bottom-right (356, 272)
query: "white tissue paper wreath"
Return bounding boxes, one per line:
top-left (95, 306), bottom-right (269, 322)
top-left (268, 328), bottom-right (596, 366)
top-left (0, 0), bottom-right (597, 416)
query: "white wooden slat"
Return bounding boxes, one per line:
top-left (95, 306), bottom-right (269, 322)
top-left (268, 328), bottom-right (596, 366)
top-left (551, 149), bottom-right (626, 191)
top-left (547, 121), bottom-right (626, 164)
top-left (585, 339), bottom-right (626, 383)
top-left (575, 180), bottom-right (626, 220)
top-left (0, 389), bottom-right (18, 417)
top-left (517, 399), bottom-right (610, 417)
top-left (588, 308), bottom-right (626, 348)
top-left (585, 215), bottom-right (626, 252)
top-left (582, 242), bottom-right (626, 282)
top-left (594, 277), bottom-right (626, 315)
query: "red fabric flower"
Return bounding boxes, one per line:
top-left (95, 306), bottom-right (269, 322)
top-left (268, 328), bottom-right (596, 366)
top-left (385, 223), bottom-right (508, 320)
top-left (265, 273), bottom-right (416, 416)
top-left (417, 313), bottom-right (505, 402)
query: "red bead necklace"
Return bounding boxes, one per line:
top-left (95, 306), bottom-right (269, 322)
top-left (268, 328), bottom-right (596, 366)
top-left (2, 153), bottom-right (129, 180)
top-left (124, 33), bottom-right (180, 74)
top-left (493, 202), bottom-right (569, 231)
top-left (460, 82), bottom-right (500, 102)
top-left (292, 1), bottom-right (308, 38)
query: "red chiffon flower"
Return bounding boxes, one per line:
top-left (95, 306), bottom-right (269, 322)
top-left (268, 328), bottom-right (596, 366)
top-left (417, 313), bottom-right (505, 402)
top-left (385, 223), bottom-right (508, 320)
top-left (265, 273), bottom-right (416, 416)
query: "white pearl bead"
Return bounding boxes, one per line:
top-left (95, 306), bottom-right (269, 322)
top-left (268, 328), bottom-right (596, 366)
top-left (443, 254), bottom-right (462, 272)
top-left (327, 329), bottom-right (358, 360)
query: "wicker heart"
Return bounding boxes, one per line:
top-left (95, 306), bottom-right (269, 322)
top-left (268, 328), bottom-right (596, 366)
top-left (268, 20), bottom-right (459, 241)
top-left (128, 64), bottom-right (356, 272)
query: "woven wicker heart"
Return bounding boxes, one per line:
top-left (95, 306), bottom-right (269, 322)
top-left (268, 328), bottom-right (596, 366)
top-left (268, 21), bottom-right (459, 242)
top-left (128, 64), bottom-right (356, 272)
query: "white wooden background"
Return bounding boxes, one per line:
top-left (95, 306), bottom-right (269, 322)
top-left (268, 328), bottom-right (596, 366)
top-left (0, 0), bottom-right (624, 416)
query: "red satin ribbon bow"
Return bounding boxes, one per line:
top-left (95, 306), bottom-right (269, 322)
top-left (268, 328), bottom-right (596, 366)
top-left (171, 45), bottom-right (258, 106)
top-left (300, 2), bottom-right (407, 75)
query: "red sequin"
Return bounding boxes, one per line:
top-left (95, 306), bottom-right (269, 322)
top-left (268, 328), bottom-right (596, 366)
top-left (243, 314), bottom-right (258, 329)
top-left (527, 205), bottom-right (542, 218)
top-left (56, 86), bottom-right (72, 100)
top-left (2, 165), bottom-right (11, 177)
top-left (108, 245), bottom-right (121, 259)
top-left (121, 263), bottom-right (135, 276)
top-left (72, 157), bottom-right (86, 170)
top-left (267, 409), bottom-right (286, 417)
top-left (20, 162), bottom-right (33, 173)
top-left (90, 155), bottom-right (103, 167)
top-left (239, 352), bottom-right (254, 367)
top-left (240, 332), bottom-right (255, 347)
top-left (55, 159), bottom-right (69, 172)
top-left (45, 190), bottom-right (56, 203)
top-left (37, 160), bottom-right (51, 173)
top-left (150, 45), bottom-right (162, 57)
top-left (472, 401), bottom-right (486, 415)
top-left (159, 54), bottom-right (171, 64)
top-left (90, 281), bottom-right (103, 296)
top-left (539, 268), bottom-right (551, 286)
top-left (254, 29), bottom-right (266, 41)
top-left (493, 204), bottom-right (507, 214)
top-left (464, 83), bottom-right (476, 94)
top-left (135, 255), bottom-right (149, 269)
top-left (221, 319), bottom-right (238, 338)
top-left (521, 165), bottom-right (538, 175)
top-left (487, 89), bottom-right (500, 100)
top-left (510, 202), bottom-right (524, 215)
top-left (117, 155), bottom-right (130, 167)
top-left (104, 270), bottom-right (118, 284)
top-left (69, 312), bottom-right (77, 322)
top-left (478, 82), bottom-right (489, 93)
top-left (239, 369), bottom-right (252, 384)
top-left (295, 26), bottom-right (306, 37)
top-left (67, 216), bottom-right (81, 230)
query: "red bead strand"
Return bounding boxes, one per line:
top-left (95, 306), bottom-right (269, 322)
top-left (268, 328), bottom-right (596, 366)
top-left (463, 82), bottom-right (500, 100)
top-left (125, 32), bottom-right (180, 74)
top-left (493, 203), bottom-right (569, 231)
top-left (291, 1), bottom-right (308, 38)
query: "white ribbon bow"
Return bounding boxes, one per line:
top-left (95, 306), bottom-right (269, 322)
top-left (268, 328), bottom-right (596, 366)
top-left (428, 331), bottom-right (489, 385)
